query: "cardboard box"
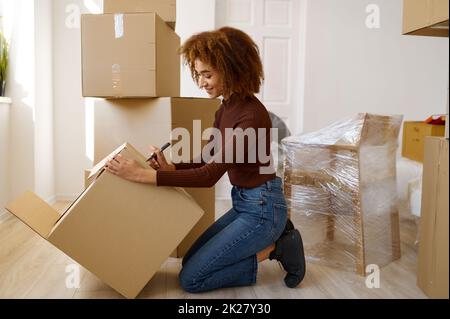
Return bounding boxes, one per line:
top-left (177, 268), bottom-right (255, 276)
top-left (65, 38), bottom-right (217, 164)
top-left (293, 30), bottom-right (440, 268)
top-left (418, 137), bottom-right (449, 298)
top-left (81, 13), bottom-right (180, 98)
top-left (7, 143), bottom-right (204, 299)
top-left (402, 121), bottom-right (445, 162)
top-left (403, 0), bottom-right (449, 37)
top-left (91, 97), bottom-right (220, 257)
top-left (84, 170), bottom-right (215, 258)
top-left (104, 0), bottom-right (176, 29)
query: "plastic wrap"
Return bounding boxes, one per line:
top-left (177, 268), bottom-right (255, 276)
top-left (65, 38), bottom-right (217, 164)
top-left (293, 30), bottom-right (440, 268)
top-left (269, 111), bottom-right (291, 178)
top-left (282, 113), bottom-right (403, 274)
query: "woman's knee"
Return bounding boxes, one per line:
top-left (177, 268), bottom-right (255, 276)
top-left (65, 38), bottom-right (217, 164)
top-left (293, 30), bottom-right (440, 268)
top-left (179, 266), bottom-right (203, 293)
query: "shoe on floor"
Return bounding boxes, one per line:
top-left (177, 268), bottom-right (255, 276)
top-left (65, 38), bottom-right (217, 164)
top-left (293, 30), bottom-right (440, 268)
top-left (269, 228), bottom-right (306, 288)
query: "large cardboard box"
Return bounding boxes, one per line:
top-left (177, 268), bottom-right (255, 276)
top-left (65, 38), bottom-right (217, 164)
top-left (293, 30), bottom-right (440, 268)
top-left (6, 143), bottom-right (204, 299)
top-left (92, 97), bottom-right (220, 257)
top-left (81, 13), bottom-right (180, 98)
top-left (403, 0), bottom-right (449, 37)
top-left (402, 121), bottom-right (445, 162)
top-left (104, 0), bottom-right (176, 29)
top-left (418, 137), bottom-right (449, 298)
top-left (84, 168), bottom-right (215, 258)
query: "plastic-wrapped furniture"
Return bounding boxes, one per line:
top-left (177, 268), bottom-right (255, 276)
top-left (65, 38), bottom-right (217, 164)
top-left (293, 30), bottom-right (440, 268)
top-left (282, 113), bottom-right (403, 275)
top-left (268, 111), bottom-right (291, 178)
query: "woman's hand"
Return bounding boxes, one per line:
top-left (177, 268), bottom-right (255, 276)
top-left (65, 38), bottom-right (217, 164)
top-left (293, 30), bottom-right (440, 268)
top-left (148, 146), bottom-right (176, 171)
top-left (105, 154), bottom-right (147, 183)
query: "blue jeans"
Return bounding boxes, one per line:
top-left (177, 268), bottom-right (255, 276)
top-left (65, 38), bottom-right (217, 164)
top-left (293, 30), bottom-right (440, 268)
top-left (179, 176), bottom-right (288, 293)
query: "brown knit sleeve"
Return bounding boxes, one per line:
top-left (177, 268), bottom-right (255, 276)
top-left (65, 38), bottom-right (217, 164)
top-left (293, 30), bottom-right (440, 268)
top-left (156, 98), bottom-right (269, 188)
top-left (173, 162), bottom-right (205, 170)
top-left (157, 162), bottom-right (233, 188)
top-left (156, 113), bottom-right (258, 188)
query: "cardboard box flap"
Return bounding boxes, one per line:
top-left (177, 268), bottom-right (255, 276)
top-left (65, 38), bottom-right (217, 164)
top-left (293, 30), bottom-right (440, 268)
top-left (122, 143), bottom-right (149, 165)
top-left (5, 191), bottom-right (60, 238)
top-left (88, 142), bottom-right (128, 179)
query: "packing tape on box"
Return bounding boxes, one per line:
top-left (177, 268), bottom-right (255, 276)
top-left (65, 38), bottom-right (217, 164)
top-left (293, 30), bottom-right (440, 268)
top-left (114, 14), bottom-right (124, 38)
top-left (112, 14), bottom-right (124, 96)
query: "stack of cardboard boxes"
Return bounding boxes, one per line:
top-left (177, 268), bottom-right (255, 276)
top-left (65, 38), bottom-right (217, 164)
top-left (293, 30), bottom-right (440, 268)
top-left (6, 0), bottom-right (220, 299)
top-left (81, 0), bottom-right (220, 259)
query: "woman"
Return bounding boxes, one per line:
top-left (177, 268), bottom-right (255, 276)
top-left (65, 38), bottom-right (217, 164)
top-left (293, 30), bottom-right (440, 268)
top-left (105, 27), bottom-right (305, 293)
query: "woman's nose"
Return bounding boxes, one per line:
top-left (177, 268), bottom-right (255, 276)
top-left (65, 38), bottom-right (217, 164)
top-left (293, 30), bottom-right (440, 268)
top-left (199, 77), bottom-right (207, 88)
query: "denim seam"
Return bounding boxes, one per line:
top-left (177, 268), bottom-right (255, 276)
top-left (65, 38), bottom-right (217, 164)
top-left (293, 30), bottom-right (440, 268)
top-left (271, 203), bottom-right (288, 242)
top-left (237, 188), bottom-right (264, 204)
top-left (252, 255), bottom-right (258, 284)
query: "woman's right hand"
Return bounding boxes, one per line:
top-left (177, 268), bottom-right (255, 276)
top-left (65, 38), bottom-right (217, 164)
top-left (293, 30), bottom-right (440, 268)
top-left (148, 146), bottom-right (176, 171)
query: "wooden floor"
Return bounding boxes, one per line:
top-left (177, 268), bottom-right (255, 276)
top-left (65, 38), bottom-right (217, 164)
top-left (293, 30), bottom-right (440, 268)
top-left (0, 200), bottom-right (427, 299)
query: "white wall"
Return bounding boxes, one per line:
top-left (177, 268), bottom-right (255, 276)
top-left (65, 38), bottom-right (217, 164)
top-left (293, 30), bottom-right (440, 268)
top-left (0, 4), bottom-right (10, 215)
top-left (52, 0), bottom-right (101, 200)
top-left (177, 0), bottom-right (215, 98)
top-left (0, 0), bottom-right (55, 210)
top-left (301, 0), bottom-right (449, 134)
top-left (2, 0), bottom-right (36, 203)
top-left (35, 0), bottom-right (55, 202)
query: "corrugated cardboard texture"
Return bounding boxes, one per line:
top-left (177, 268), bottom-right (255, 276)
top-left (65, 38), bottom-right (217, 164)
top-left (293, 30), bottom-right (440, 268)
top-left (92, 97), bottom-right (220, 257)
top-left (81, 13), bottom-right (179, 97)
top-left (418, 137), bottom-right (449, 298)
top-left (103, 0), bottom-right (176, 29)
top-left (5, 191), bottom-right (61, 238)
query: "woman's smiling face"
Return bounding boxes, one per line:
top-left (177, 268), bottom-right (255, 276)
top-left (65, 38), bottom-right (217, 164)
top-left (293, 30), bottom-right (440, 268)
top-left (194, 59), bottom-right (226, 99)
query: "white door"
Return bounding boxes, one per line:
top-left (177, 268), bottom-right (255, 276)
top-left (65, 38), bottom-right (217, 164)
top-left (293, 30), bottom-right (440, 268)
top-left (215, 0), bottom-right (302, 199)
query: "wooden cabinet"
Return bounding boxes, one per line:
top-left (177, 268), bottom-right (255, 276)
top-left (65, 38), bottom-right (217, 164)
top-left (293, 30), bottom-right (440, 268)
top-left (403, 0), bottom-right (449, 37)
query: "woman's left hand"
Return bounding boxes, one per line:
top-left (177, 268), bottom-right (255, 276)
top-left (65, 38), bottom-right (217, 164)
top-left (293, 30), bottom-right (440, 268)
top-left (105, 154), bottom-right (143, 183)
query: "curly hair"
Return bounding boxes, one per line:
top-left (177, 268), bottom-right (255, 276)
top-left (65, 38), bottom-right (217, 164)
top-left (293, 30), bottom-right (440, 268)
top-left (179, 27), bottom-right (264, 98)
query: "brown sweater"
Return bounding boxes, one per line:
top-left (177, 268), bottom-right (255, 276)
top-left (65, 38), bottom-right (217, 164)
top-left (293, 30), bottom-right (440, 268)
top-left (157, 94), bottom-right (276, 188)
